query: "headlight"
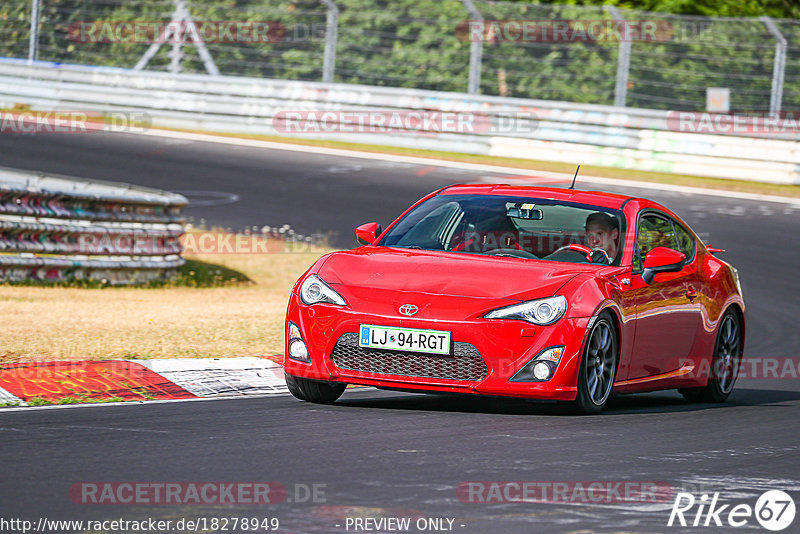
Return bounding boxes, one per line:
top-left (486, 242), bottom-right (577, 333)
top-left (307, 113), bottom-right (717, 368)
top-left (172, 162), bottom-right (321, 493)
top-left (299, 274), bottom-right (347, 306)
top-left (485, 295), bottom-right (567, 325)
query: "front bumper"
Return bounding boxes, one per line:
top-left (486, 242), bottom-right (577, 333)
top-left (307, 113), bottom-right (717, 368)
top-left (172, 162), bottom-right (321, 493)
top-left (284, 293), bottom-right (589, 401)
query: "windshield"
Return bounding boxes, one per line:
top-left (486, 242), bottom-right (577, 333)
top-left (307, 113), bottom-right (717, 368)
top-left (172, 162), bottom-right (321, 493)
top-left (379, 194), bottom-right (625, 265)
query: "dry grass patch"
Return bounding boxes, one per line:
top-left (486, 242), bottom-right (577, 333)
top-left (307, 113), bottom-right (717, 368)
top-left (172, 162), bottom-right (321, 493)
top-left (0, 249), bottom-right (332, 362)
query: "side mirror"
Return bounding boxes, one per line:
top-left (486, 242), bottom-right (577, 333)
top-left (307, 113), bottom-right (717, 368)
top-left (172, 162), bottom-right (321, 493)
top-left (355, 222), bottom-right (382, 246)
top-left (642, 247), bottom-right (685, 284)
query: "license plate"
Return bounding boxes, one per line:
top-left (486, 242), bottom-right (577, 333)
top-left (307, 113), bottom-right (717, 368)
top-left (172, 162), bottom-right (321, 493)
top-left (359, 324), bottom-right (451, 355)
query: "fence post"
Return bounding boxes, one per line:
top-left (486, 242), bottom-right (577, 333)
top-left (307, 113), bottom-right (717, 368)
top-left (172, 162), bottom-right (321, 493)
top-left (461, 0), bottom-right (483, 94)
top-left (320, 0), bottom-right (339, 83)
top-left (761, 16), bottom-right (786, 118)
top-left (168, 20), bottom-right (184, 74)
top-left (28, 0), bottom-right (41, 64)
top-left (605, 6), bottom-right (630, 108)
top-left (134, 0), bottom-right (220, 76)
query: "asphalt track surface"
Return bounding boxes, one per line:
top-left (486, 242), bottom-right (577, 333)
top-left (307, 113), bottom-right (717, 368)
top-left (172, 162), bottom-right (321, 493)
top-left (1, 132), bottom-right (800, 533)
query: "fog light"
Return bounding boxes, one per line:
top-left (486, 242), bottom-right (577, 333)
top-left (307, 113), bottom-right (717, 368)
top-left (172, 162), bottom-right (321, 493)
top-left (532, 361), bottom-right (551, 380)
top-left (288, 339), bottom-right (310, 362)
top-left (510, 346), bottom-right (565, 382)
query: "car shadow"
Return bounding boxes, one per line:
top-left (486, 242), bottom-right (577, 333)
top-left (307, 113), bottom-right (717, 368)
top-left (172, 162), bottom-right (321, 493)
top-left (605, 388), bottom-right (800, 414)
top-left (335, 387), bottom-right (800, 416)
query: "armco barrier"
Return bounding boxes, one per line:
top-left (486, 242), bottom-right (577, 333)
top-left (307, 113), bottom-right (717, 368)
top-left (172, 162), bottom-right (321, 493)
top-left (0, 58), bottom-right (799, 184)
top-left (0, 167), bottom-right (187, 284)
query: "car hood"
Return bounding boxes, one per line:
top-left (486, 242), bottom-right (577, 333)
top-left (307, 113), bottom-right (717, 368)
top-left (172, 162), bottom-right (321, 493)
top-left (317, 247), bottom-right (591, 301)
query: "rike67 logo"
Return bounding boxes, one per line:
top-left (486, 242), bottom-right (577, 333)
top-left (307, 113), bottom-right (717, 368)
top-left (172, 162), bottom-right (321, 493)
top-left (668, 490), bottom-right (796, 531)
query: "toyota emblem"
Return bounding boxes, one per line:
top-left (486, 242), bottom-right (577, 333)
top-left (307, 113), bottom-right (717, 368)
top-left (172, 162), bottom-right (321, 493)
top-left (398, 304), bottom-right (419, 316)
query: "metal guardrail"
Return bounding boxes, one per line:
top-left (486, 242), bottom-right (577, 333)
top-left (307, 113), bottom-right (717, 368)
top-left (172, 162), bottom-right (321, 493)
top-left (0, 59), bottom-right (799, 185)
top-left (5, 0), bottom-right (800, 113)
top-left (0, 167), bottom-right (187, 284)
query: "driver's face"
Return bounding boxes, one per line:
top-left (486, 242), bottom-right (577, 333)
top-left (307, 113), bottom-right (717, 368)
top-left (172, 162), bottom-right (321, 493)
top-left (586, 223), bottom-right (618, 255)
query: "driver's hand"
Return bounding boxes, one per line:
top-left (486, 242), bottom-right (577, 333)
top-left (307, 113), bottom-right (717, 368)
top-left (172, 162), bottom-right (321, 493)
top-left (590, 248), bottom-right (610, 264)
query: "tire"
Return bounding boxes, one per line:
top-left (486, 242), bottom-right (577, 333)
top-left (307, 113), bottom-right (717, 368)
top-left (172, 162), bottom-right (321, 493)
top-left (285, 373), bottom-right (307, 401)
top-left (284, 373), bottom-right (346, 404)
top-left (679, 309), bottom-right (742, 403)
top-left (572, 313), bottom-right (618, 414)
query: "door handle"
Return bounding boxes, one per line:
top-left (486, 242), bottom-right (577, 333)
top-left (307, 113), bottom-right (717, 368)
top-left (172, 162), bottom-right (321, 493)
top-left (685, 288), bottom-right (698, 301)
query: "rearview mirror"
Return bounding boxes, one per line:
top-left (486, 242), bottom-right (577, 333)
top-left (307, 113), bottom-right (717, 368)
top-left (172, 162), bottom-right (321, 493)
top-left (506, 204), bottom-right (543, 220)
top-left (356, 222), bottom-right (382, 245)
top-left (642, 247), bottom-right (685, 284)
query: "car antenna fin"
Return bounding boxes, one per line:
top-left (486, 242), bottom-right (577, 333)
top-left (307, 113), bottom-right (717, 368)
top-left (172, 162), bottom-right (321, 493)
top-left (569, 165), bottom-right (580, 190)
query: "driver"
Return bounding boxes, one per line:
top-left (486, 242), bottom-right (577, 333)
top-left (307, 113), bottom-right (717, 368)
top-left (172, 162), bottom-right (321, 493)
top-left (585, 212), bottom-right (619, 262)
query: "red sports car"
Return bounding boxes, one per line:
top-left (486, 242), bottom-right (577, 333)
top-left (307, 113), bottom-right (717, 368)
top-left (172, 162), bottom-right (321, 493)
top-left (284, 185), bottom-right (745, 413)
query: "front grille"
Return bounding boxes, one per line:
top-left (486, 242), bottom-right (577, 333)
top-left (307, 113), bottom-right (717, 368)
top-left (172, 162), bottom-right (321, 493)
top-left (331, 333), bottom-right (488, 381)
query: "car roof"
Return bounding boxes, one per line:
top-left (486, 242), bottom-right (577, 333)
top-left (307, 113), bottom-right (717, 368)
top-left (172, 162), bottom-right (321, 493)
top-left (438, 184), bottom-right (636, 210)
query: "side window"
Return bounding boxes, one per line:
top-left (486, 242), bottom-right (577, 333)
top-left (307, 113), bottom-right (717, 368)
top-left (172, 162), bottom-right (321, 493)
top-left (672, 220), bottom-right (696, 261)
top-left (396, 201), bottom-right (461, 249)
top-left (633, 214), bottom-right (677, 271)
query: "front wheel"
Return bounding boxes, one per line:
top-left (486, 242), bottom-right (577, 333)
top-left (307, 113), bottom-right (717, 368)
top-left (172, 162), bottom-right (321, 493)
top-left (679, 310), bottom-right (742, 403)
top-left (572, 313), bottom-right (618, 414)
top-left (285, 374), bottom-right (346, 404)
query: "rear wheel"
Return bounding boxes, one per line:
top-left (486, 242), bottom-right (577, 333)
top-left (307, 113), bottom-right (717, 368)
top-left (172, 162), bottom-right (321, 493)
top-left (284, 374), bottom-right (346, 404)
top-left (679, 310), bottom-right (741, 403)
top-left (572, 313), bottom-right (618, 414)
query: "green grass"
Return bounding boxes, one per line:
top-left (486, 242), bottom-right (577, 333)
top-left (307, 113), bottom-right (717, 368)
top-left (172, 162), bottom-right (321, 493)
top-left (18, 395), bottom-right (129, 407)
top-left (173, 259), bottom-right (252, 287)
top-left (26, 397), bottom-right (53, 406)
top-left (0, 258), bottom-right (252, 289)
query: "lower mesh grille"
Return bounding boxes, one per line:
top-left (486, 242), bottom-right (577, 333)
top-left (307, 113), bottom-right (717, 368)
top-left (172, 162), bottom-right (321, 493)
top-left (330, 333), bottom-right (488, 381)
